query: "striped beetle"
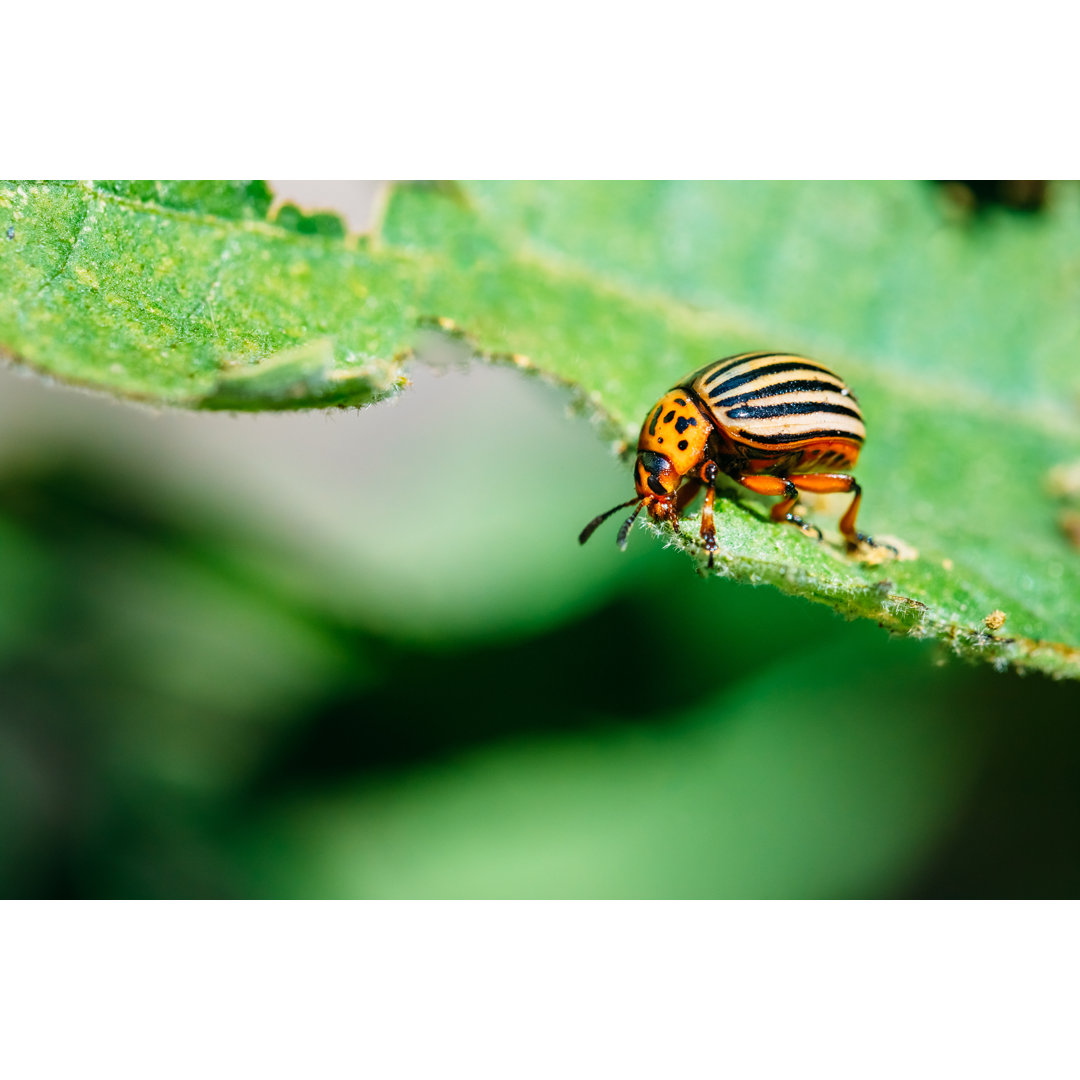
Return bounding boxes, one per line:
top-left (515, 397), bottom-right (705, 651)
top-left (579, 352), bottom-right (892, 566)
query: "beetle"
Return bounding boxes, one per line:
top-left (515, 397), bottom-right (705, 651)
top-left (579, 351), bottom-right (892, 566)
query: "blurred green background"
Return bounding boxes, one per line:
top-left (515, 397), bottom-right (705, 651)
top-left (1, 181), bottom-right (1078, 898)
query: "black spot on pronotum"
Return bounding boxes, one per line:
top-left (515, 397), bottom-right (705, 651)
top-left (674, 416), bottom-right (697, 434)
top-left (663, 410), bottom-right (676, 424)
top-left (678, 440), bottom-right (688, 451)
top-left (647, 476), bottom-right (666, 495)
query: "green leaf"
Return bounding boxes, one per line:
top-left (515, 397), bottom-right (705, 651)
top-left (4, 180), bottom-right (1080, 678)
top-left (379, 181), bottom-right (1080, 679)
top-left (0, 180), bottom-right (417, 408)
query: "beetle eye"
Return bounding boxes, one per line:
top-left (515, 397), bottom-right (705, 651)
top-left (636, 450), bottom-right (677, 496)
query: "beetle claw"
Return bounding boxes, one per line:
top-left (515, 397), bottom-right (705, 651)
top-left (850, 532), bottom-right (899, 556)
top-left (784, 512), bottom-right (822, 541)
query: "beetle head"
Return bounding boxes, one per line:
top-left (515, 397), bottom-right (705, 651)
top-left (634, 449), bottom-right (680, 500)
top-left (578, 450), bottom-right (681, 551)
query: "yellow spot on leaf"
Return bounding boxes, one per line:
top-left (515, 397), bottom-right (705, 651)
top-left (73, 265), bottom-right (100, 289)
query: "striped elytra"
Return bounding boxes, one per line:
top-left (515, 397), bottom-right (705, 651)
top-left (579, 351), bottom-right (894, 566)
top-left (689, 353), bottom-right (864, 459)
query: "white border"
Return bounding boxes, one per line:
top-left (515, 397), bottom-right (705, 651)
top-left (0, 902), bottom-right (1075, 1079)
top-left (7, 4), bottom-right (1077, 175)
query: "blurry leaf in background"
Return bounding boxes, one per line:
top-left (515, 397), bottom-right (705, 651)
top-left (242, 351), bottom-right (653, 643)
top-left (0, 512), bottom-right (53, 657)
top-left (0, 341), bottom-right (664, 896)
top-left (0, 350), bottom-right (644, 646)
top-left (0, 463), bottom-right (361, 896)
top-left (242, 633), bottom-right (987, 899)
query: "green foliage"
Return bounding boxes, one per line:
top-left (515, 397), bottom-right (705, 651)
top-left (93, 180), bottom-right (275, 221)
top-left (3, 180), bottom-right (1080, 677)
top-left (0, 180), bottom-right (415, 407)
top-left (380, 181), bottom-right (1080, 678)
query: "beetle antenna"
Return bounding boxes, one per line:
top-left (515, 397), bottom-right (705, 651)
top-left (616, 501), bottom-right (647, 550)
top-left (578, 497), bottom-right (640, 546)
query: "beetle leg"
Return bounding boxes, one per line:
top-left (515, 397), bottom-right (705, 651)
top-left (788, 474), bottom-right (896, 553)
top-left (700, 485), bottom-right (718, 568)
top-left (735, 475), bottom-right (822, 540)
top-left (650, 478), bottom-right (700, 539)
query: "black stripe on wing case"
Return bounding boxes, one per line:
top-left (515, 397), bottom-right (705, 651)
top-left (725, 401), bottom-right (864, 422)
top-left (706, 360), bottom-right (833, 398)
top-left (714, 378), bottom-right (851, 409)
top-left (701, 353), bottom-right (778, 385)
top-left (733, 428), bottom-right (865, 445)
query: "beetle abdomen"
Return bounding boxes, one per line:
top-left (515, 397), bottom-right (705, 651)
top-left (684, 352), bottom-right (865, 455)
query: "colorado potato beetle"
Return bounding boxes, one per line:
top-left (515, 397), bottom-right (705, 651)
top-left (579, 352), bottom-right (891, 566)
